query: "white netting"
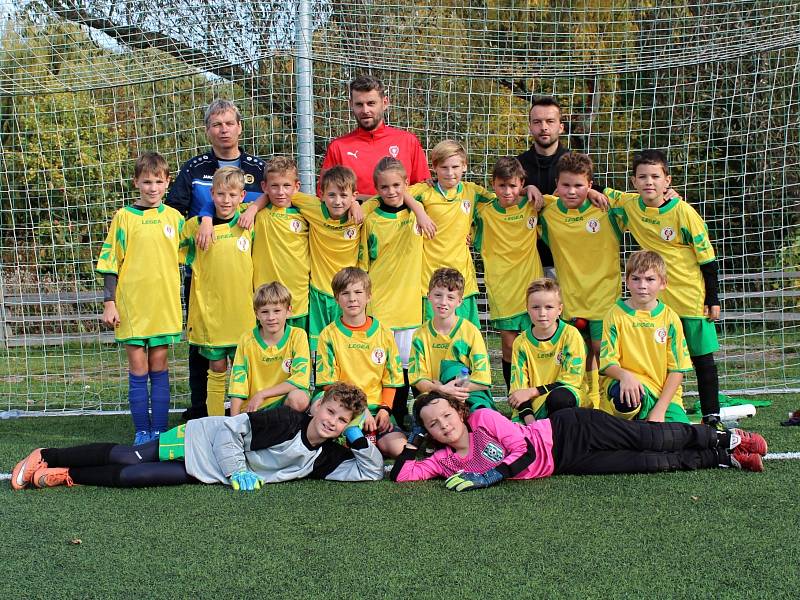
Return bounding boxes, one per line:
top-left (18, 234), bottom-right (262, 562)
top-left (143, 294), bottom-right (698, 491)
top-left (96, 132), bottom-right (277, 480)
top-left (0, 1), bottom-right (798, 412)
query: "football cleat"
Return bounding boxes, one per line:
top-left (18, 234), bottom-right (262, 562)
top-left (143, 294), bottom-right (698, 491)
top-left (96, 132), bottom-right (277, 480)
top-left (731, 429), bottom-right (767, 456)
top-left (730, 447), bottom-right (764, 472)
top-left (32, 467), bottom-right (74, 488)
top-left (11, 448), bottom-right (47, 491)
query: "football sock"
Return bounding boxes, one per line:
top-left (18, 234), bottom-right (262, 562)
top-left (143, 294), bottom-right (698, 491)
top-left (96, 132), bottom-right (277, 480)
top-left (586, 368), bottom-right (600, 409)
top-left (41, 443), bottom-right (116, 468)
top-left (206, 370), bottom-right (227, 416)
top-left (149, 369), bottom-right (170, 432)
top-left (392, 370), bottom-right (410, 427)
top-left (692, 353), bottom-right (720, 418)
top-left (502, 359), bottom-right (512, 392)
top-left (129, 372), bottom-right (150, 433)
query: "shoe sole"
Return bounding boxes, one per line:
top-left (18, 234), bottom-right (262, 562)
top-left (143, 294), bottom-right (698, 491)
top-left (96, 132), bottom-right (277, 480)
top-left (11, 449), bottom-right (44, 491)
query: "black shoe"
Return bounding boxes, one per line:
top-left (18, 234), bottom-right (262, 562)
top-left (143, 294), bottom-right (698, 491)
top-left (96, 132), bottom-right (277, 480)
top-left (702, 414), bottom-right (725, 431)
top-left (781, 410), bottom-right (800, 426)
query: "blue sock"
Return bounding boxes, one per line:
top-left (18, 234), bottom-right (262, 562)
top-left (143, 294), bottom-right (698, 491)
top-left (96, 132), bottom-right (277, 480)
top-left (149, 369), bottom-right (170, 433)
top-left (128, 372), bottom-right (150, 432)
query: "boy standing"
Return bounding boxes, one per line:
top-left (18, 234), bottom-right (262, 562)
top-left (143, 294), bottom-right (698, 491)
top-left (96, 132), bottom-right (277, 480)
top-left (359, 157), bottom-right (424, 426)
top-left (538, 152), bottom-right (623, 409)
top-left (97, 152), bottom-right (184, 444)
top-left (315, 268), bottom-right (407, 458)
top-left (252, 157), bottom-right (312, 332)
top-left (606, 150), bottom-right (722, 425)
top-left (228, 282), bottom-right (311, 416)
top-left (409, 268), bottom-right (494, 411)
top-left (473, 156), bottom-right (543, 391)
top-left (599, 251), bottom-right (693, 423)
top-left (508, 279), bottom-right (586, 424)
top-left (180, 167), bottom-right (255, 416)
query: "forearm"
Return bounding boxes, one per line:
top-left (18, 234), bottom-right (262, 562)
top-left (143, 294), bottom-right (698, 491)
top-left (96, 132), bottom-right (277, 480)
top-left (229, 397), bottom-right (244, 416)
top-left (602, 364), bottom-right (626, 381)
top-left (257, 381), bottom-right (302, 400)
top-left (403, 193), bottom-right (427, 221)
top-left (103, 273), bottom-right (118, 302)
top-left (699, 260), bottom-right (720, 306)
top-left (413, 379), bottom-right (439, 394)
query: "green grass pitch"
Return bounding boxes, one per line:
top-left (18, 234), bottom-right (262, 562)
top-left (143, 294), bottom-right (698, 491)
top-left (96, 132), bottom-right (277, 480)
top-left (2, 397), bottom-right (799, 598)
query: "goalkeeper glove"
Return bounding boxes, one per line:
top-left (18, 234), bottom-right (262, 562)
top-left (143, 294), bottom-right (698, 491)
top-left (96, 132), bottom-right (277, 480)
top-left (230, 469), bottom-right (264, 492)
top-left (444, 468), bottom-right (504, 492)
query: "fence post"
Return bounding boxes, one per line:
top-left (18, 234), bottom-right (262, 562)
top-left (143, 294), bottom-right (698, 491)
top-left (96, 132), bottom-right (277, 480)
top-left (295, 0), bottom-right (316, 194)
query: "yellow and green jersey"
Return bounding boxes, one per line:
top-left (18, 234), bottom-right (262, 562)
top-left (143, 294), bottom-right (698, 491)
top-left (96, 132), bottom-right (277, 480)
top-left (315, 317), bottom-right (403, 410)
top-left (228, 325), bottom-right (311, 410)
top-left (408, 317), bottom-right (492, 387)
top-left (252, 196), bottom-right (311, 317)
top-left (409, 181), bottom-right (492, 297)
top-left (510, 319), bottom-right (586, 401)
top-left (474, 196), bottom-right (543, 321)
top-left (96, 204), bottom-right (184, 342)
top-left (181, 216), bottom-right (255, 348)
top-left (606, 189), bottom-right (716, 318)
top-left (291, 195), bottom-right (377, 298)
top-left (359, 204), bottom-right (424, 330)
top-left (599, 299), bottom-right (692, 403)
top-left (539, 195), bottom-right (623, 320)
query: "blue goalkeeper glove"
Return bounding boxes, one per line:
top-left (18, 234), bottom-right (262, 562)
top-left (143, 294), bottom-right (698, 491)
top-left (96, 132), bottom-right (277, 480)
top-left (343, 425), bottom-right (365, 445)
top-left (444, 468), bottom-right (504, 492)
top-left (230, 469), bottom-right (264, 492)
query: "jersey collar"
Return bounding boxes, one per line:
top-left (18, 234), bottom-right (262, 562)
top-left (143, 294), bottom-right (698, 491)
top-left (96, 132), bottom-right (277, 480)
top-left (433, 182), bottom-right (464, 199)
top-left (320, 203), bottom-right (350, 224)
top-left (526, 318), bottom-right (565, 347)
top-left (125, 204), bottom-right (165, 216)
top-left (638, 196), bottom-right (678, 214)
top-left (556, 198), bottom-right (591, 214)
top-left (354, 121), bottom-right (388, 140)
top-left (428, 316), bottom-right (463, 338)
top-left (334, 316), bottom-right (379, 337)
top-left (616, 298), bottom-right (666, 317)
top-left (492, 196), bottom-right (528, 213)
top-left (253, 325), bottom-right (290, 350)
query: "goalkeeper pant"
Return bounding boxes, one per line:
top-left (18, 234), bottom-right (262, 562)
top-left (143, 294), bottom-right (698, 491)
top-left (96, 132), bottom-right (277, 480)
top-left (41, 441), bottom-right (197, 487)
top-left (550, 408), bottom-right (728, 475)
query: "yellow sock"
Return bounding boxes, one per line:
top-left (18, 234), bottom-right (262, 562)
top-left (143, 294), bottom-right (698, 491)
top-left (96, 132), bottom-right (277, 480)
top-left (206, 370), bottom-right (227, 416)
top-left (586, 369), bottom-right (600, 409)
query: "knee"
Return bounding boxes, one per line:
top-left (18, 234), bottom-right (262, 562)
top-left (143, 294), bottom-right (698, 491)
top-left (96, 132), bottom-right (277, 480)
top-left (285, 390), bottom-right (310, 412)
top-left (609, 383), bottom-right (638, 416)
top-left (546, 388), bottom-right (578, 415)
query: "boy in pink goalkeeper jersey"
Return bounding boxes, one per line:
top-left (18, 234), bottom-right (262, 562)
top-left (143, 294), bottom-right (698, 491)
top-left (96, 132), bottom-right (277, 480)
top-left (390, 394), bottom-right (768, 488)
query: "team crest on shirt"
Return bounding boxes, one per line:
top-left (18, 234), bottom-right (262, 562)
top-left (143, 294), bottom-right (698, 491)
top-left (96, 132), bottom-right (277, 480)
top-left (585, 218), bottom-right (600, 234)
top-left (289, 219), bottom-right (303, 233)
top-left (527, 216), bottom-right (537, 229)
top-left (660, 226), bottom-right (675, 241)
top-left (343, 227), bottom-right (357, 240)
top-left (389, 145), bottom-right (400, 158)
top-left (461, 200), bottom-right (472, 215)
top-left (282, 358), bottom-right (292, 373)
top-left (236, 236), bottom-right (250, 252)
top-left (654, 327), bottom-right (668, 344)
top-left (244, 174), bottom-right (255, 185)
top-left (482, 442), bottom-right (504, 463)
top-left (163, 224), bottom-right (175, 239)
top-left (555, 351), bottom-right (564, 365)
top-left (371, 347), bottom-right (386, 365)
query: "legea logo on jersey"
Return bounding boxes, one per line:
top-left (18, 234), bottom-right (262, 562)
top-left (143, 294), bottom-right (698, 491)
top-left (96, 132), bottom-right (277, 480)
top-left (586, 218), bottom-right (600, 234)
top-left (482, 442), bottom-right (504, 463)
top-left (654, 327), bottom-right (668, 344)
top-left (343, 227), bottom-right (357, 240)
top-left (282, 358), bottom-right (292, 373)
top-left (660, 226), bottom-right (675, 241)
top-left (237, 236), bottom-right (250, 252)
top-left (371, 347), bottom-right (386, 365)
top-left (389, 145), bottom-right (400, 158)
top-left (289, 219), bottom-right (303, 233)
top-left (461, 200), bottom-right (472, 215)
top-left (527, 216), bottom-right (537, 229)
top-left (163, 224), bottom-right (175, 239)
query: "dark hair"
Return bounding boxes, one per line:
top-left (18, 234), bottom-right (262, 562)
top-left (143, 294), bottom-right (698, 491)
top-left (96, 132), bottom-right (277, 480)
top-left (428, 267), bottom-right (464, 295)
top-left (134, 152), bottom-right (170, 179)
top-left (632, 149), bottom-right (670, 176)
top-left (412, 392), bottom-right (470, 449)
top-left (349, 74), bottom-right (385, 97)
top-left (529, 96), bottom-right (562, 115)
top-left (492, 156), bottom-right (526, 182)
top-left (555, 152), bottom-right (593, 182)
top-left (320, 165), bottom-right (357, 194)
top-left (320, 382), bottom-right (367, 416)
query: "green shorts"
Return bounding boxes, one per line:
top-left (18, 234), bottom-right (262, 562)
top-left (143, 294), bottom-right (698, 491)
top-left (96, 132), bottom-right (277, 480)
top-left (423, 294), bottom-right (480, 329)
top-left (511, 386), bottom-right (580, 422)
top-left (287, 314), bottom-right (309, 334)
top-left (309, 287), bottom-right (341, 351)
top-left (604, 381), bottom-right (690, 424)
top-left (567, 318), bottom-right (603, 342)
top-left (490, 312), bottom-right (531, 332)
top-left (680, 317), bottom-right (720, 356)
top-left (123, 333), bottom-right (181, 348)
top-left (197, 345), bottom-right (237, 361)
top-left (158, 424), bottom-right (187, 461)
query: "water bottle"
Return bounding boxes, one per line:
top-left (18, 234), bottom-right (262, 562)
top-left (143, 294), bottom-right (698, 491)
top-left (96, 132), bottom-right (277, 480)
top-left (454, 367), bottom-right (470, 388)
top-left (719, 404), bottom-right (756, 428)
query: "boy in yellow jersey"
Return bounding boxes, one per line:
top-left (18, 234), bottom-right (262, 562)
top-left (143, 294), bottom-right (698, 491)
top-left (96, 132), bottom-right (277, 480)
top-left (228, 282), bottom-right (311, 416)
top-left (180, 167), bottom-right (255, 416)
top-left (359, 157), bottom-right (424, 427)
top-left (600, 250), bottom-right (693, 423)
top-left (474, 156), bottom-right (543, 391)
top-left (409, 268), bottom-right (494, 412)
top-left (605, 150), bottom-right (722, 426)
top-left (538, 153), bottom-right (623, 409)
top-left (315, 268), bottom-right (406, 457)
top-left (252, 157), bottom-right (312, 332)
top-left (98, 152), bottom-right (184, 445)
top-left (408, 140), bottom-right (492, 328)
top-left (507, 279), bottom-right (586, 424)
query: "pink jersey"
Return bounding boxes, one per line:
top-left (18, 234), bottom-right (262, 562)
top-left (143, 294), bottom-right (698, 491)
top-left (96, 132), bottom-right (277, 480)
top-left (319, 122), bottom-right (431, 196)
top-left (395, 409), bottom-right (555, 482)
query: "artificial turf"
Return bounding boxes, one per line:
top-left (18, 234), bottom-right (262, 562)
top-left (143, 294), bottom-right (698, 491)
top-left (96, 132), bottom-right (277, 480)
top-left (1, 396), bottom-right (799, 599)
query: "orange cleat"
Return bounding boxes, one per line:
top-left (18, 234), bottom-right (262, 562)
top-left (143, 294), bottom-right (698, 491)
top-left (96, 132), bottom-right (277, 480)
top-left (32, 467), bottom-right (74, 489)
top-left (11, 448), bottom-right (47, 491)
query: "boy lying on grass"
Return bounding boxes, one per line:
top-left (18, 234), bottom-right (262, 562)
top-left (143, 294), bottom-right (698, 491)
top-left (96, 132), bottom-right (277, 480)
top-left (12, 383), bottom-right (383, 491)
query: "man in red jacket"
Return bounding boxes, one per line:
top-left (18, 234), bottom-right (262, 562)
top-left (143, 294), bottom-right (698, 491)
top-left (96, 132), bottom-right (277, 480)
top-left (319, 75), bottom-right (431, 200)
